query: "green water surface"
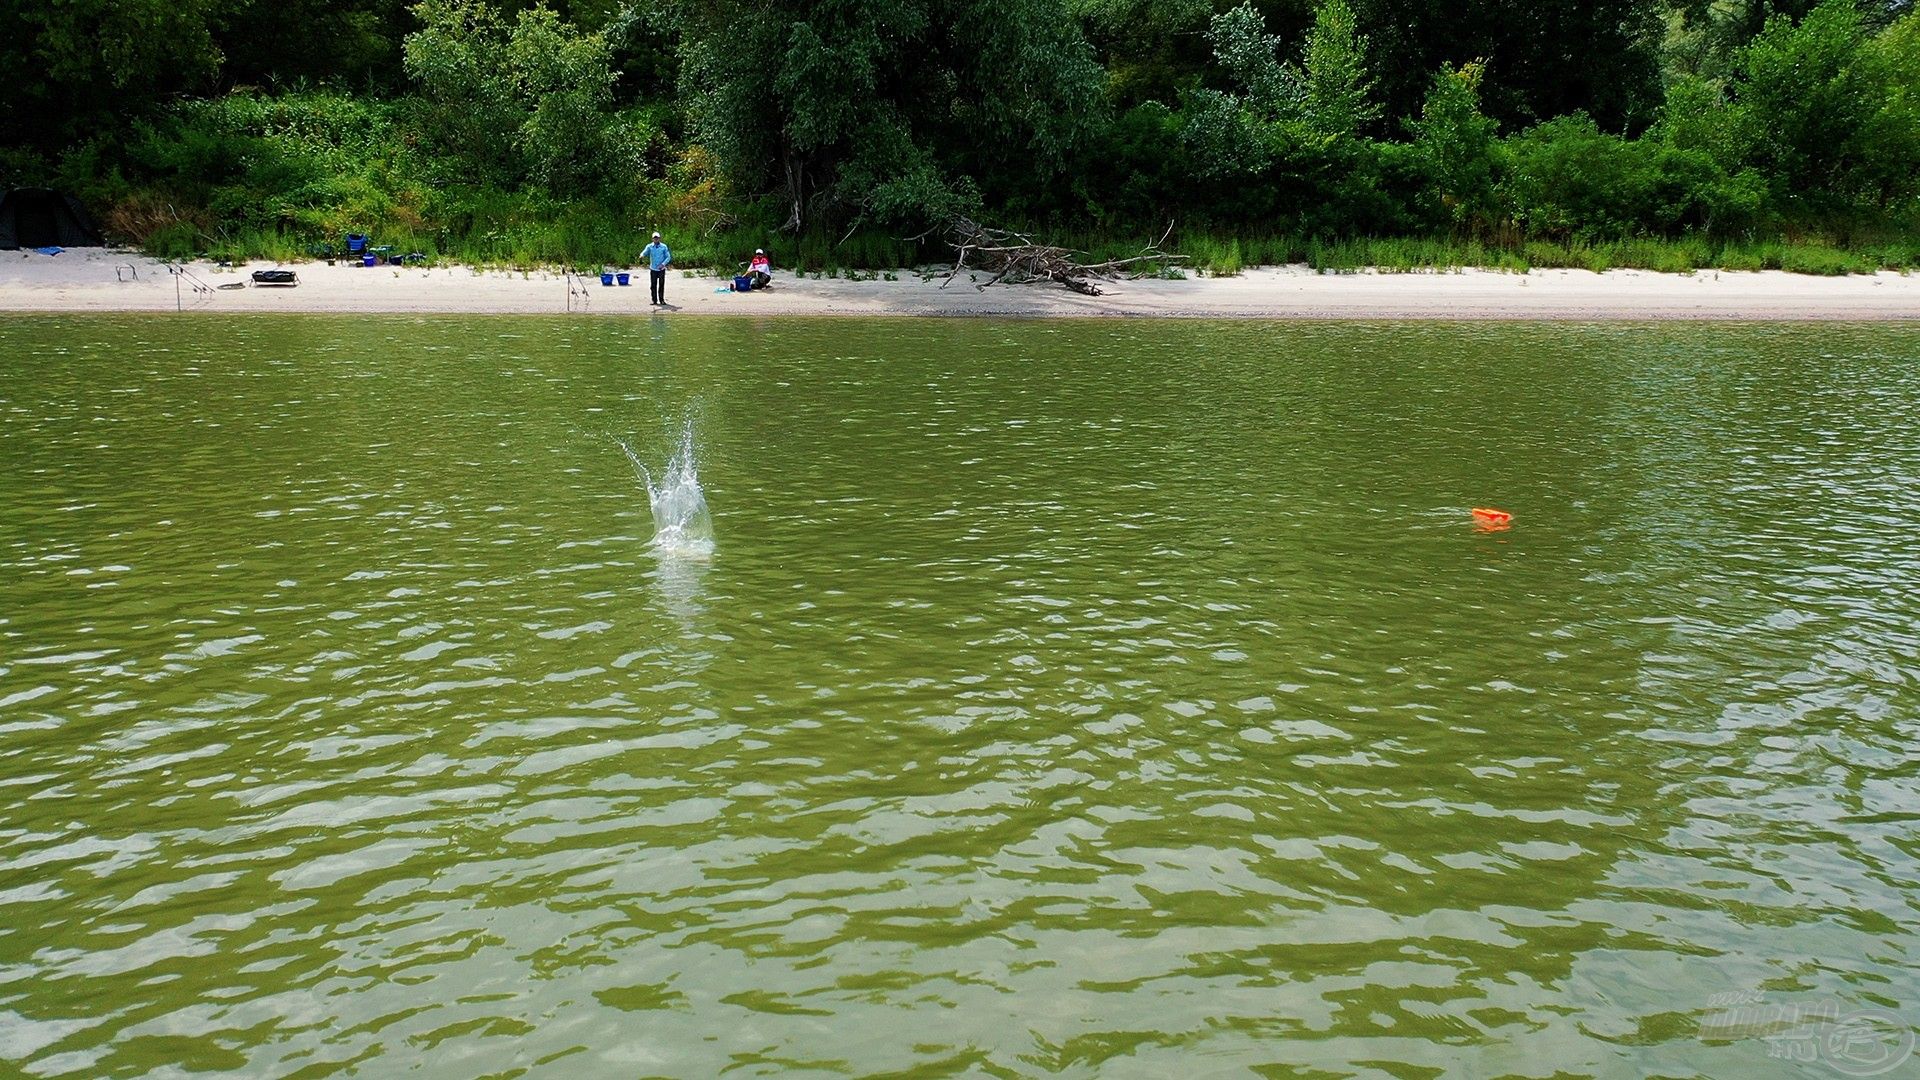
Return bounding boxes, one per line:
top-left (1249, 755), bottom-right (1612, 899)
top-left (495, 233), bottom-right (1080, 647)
top-left (2, 315), bottom-right (1918, 1077)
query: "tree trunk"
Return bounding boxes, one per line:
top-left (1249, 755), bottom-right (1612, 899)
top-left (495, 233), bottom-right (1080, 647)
top-left (782, 153), bottom-right (806, 232)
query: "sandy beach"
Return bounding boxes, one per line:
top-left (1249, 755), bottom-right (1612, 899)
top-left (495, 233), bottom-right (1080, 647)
top-left (3, 248), bottom-right (1918, 319)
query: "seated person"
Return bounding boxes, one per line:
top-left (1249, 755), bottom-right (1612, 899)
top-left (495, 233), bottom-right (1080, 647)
top-left (747, 249), bottom-right (772, 289)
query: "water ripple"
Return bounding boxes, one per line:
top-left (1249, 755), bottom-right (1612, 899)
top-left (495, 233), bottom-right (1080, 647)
top-left (0, 317), bottom-right (1917, 1076)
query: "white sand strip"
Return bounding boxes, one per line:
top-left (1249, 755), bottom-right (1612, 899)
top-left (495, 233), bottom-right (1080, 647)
top-left (2, 249), bottom-right (1917, 319)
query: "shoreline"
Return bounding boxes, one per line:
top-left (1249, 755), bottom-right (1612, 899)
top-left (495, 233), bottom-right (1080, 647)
top-left (4, 249), bottom-right (1918, 320)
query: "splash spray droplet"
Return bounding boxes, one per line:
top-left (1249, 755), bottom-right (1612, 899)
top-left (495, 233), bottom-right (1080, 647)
top-left (619, 422), bottom-right (713, 558)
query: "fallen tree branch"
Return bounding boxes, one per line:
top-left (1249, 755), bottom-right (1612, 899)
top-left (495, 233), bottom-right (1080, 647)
top-left (939, 218), bottom-right (1186, 296)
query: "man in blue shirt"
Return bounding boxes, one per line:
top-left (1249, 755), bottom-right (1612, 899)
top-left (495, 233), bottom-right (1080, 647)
top-left (640, 231), bottom-right (672, 306)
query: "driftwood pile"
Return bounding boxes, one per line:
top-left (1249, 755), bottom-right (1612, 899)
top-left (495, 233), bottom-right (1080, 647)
top-left (939, 219), bottom-right (1185, 296)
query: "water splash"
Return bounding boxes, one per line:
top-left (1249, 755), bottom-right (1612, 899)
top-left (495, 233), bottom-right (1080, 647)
top-left (619, 423), bottom-right (713, 559)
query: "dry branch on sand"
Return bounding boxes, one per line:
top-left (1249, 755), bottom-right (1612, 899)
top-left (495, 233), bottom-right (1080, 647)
top-left (938, 219), bottom-right (1186, 296)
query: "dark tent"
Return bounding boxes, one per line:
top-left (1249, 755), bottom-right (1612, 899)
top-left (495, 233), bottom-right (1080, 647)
top-left (0, 189), bottom-right (103, 249)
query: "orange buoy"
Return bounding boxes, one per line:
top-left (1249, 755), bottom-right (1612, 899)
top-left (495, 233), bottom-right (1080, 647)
top-left (1471, 507), bottom-right (1512, 526)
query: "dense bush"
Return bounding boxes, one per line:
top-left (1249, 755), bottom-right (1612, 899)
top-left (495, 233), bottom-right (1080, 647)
top-left (1500, 114), bottom-right (1755, 239)
top-left (111, 92), bottom-right (416, 245)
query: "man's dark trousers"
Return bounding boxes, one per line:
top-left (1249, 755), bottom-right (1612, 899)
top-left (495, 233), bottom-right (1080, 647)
top-left (650, 269), bottom-right (666, 305)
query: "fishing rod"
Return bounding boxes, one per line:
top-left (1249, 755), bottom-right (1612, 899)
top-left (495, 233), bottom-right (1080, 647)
top-left (162, 262), bottom-right (215, 311)
top-left (565, 269), bottom-right (592, 312)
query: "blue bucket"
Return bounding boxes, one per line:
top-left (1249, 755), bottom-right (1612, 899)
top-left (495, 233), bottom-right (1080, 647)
top-left (361, 253), bottom-right (377, 267)
top-left (733, 275), bottom-right (753, 292)
top-left (600, 271), bottom-right (614, 286)
top-left (616, 272), bottom-right (630, 286)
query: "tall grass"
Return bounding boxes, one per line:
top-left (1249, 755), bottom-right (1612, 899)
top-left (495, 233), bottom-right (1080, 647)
top-left (1175, 232), bottom-right (1907, 276)
top-left (143, 201), bottom-right (939, 275)
top-left (136, 201), bottom-right (1915, 278)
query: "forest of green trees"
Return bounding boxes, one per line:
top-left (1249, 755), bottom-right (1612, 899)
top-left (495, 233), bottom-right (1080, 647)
top-left (4, 0), bottom-right (1918, 271)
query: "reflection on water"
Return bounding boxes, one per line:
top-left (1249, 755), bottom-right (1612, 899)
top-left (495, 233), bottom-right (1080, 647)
top-left (650, 552), bottom-right (710, 643)
top-left (0, 315), bottom-right (1917, 1078)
